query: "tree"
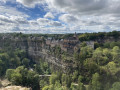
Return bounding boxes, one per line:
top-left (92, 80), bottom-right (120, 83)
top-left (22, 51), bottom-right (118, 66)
top-left (34, 64), bottom-right (43, 74)
top-left (6, 66), bottom-right (40, 90)
top-left (92, 48), bottom-right (103, 65)
top-left (104, 82), bottom-right (111, 90)
top-left (40, 80), bottom-right (48, 89)
top-left (0, 53), bottom-right (9, 73)
top-left (70, 83), bottom-right (78, 90)
top-left (78, 75), bottom-right (84, 83)
top-left (54, 81), bottom-right (63, 90)
top-left (62, 74), bottom-right (71, 87)
top-left (0, 60), bottom-right (3, 76)
top-left (78, 76), bottom-right (85, 90)
top-left (80, 42), bottom-right (87, 47)
top-left (84, 58), bottom-right (99, 75)
top-left (80, 46), bottom-right (93, 60)
top-left (49, 73), bottom-right (58, 85)
top-left (22, 58), bottom-right (30, 67)
top-left (112, 46), bottom-right (120, 63)
top-left (78, 82), bottom-right (85, 90)
top-left (110, 42), bottom-right (118, 48)
top-left (15, 49), bottom-right (27, 60)
top-left (112, 46), bottom-right (120, 53)
top-left (10, 57), bottom-right (21, 68)
top-left (94, 42), bottom-right (101, 49)
top-left (6, 69), bottom-right (15, 81)
top-left (103, 48), bottom-right (112, 59)
top-left (72, 71), bottom-right (78, 82)
top-left (104, 61), bottom-right (120, 75)
top-left (11, 72), bottom-right (22, 85)
top-left (74, 52), bottom-right (79, 64)
top-left (91, 73), bottom-right (102, 90)
top-left (110, 82), bottom-right (120, 90)
top-left (42, 85), bottom-right (50, 90)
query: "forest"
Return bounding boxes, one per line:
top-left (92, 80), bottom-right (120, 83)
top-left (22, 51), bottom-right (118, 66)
top-left (0, 31), bottom-right (120, 90)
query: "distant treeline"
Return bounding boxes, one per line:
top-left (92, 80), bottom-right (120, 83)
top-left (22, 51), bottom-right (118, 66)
top-left (0, 32), bottom-right (79, 40)
top-left (79, 31), bottom-right (120, 41)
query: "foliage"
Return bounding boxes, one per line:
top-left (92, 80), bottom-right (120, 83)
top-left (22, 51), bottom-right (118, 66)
top-left (1, 33), bottom-right (120, 90)
top-left (110, 82), bottom-right (120, 90)
top-left (91, 73), bottom-right (102, 90)
top-left (6, 66), bottom-right (40, 90)
top-left (79, 31), bottom-right (120, 41)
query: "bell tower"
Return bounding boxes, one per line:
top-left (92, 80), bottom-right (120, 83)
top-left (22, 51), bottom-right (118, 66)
top-left (73, 32), bottom-right (77, 37)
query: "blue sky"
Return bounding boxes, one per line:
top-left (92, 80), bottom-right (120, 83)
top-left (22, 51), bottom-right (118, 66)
top-left (0, 0), bottom-right (120, 34)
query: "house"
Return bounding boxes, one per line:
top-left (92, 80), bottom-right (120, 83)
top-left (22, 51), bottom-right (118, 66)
top-left (86, 41), bottom-right (94, 49)
top-left (45, 33), bottom-right (94, 53)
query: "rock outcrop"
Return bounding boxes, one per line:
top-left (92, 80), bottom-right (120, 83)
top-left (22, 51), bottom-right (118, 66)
top-left (0, 34), bottom-right (65, 70)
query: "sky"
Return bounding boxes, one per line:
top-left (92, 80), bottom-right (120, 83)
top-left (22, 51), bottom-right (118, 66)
top-left (0, 0), bottom-right (120, 34)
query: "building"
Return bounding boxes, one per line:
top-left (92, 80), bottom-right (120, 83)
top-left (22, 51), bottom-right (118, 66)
top-left (45, 33), bottom-right (94, 52)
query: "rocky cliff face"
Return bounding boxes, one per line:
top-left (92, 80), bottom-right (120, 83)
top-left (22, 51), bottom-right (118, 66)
top-left (0, 34), bottom-right (119, 71)
top-left (0, 34), bottom-right (65, 71)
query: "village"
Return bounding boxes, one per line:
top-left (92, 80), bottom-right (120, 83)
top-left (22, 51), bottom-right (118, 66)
top-left (45, 33), bottom-right (94, 53)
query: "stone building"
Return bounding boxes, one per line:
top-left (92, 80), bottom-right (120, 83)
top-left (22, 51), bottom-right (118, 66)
top-left (86, 41), bottom-right (94, 49)
top-left (45, 33), bottom-right (94, 53)
top-left (61, 33), bottom-right (79, 52)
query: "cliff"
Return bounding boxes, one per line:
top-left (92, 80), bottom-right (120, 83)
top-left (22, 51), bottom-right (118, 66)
top-left (0, 34), bottom-right (66, 71)
top-left (0, 33), bottom-right (119, 72)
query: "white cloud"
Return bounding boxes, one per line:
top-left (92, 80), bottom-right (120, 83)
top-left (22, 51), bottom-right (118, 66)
top-left (59, 14), bottom-right (78, 23)
top-left (16, 0), bottom-right (44, 8)
top-left (0, 6), bottom-right (28, 17)
top-left (46, 0), bottom-right (107, 15)
top-left (36, 18), bottom-right (62, 26)
top-left (0, 0), bottom-right (16, 3)
top-left (50, 21), bottom-right (62, 26)
top-left (1, 0), bottom-right (120, 33)
top-left (44, 0), bottom-right (120, 32)
top-left (37, 18), bottom-right (49, 25)
top-left (44, 12), bottom-right (54, 19)
top-left (0, 4), bottom-right (63, 33)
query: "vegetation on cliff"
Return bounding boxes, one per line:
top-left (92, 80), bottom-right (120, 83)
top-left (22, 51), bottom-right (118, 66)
top-left (41, 45), bottom-right (120, 90)
top-left (79, 31), bottom-right (120, 41)
top-left (0, 32), bottom-right (120, 90)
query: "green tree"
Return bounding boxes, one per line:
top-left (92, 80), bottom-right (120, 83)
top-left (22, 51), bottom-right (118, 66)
top-left (62, 74), bottom-right (71, 87)
top-left (78, 82), bottom-right (85, 90)
top-left (70, 83), bottom-right (78, 90)
top-left (74, 52), bottom-right (79, 64)
top-left (54, 81), bottom-right (63, 90)
top-left (112, 46), bottom-right (120, 63)
top-left (78, 75), bottom-right (84, 83)
top-left (49, 73), bottom-right (58, 85)
top-left (40, 80), bottom-right (48, 89)
top-left (6, 69), bottom-right (15, 81)
top-left (103, 61), bottom-right (120, 75)
top-left (10, 57), bottom-right (21, 68)
top-left (6, 66), bottom-right (40, 90)
top-left (80, 42), bottom-right (87, 47)
top-left (42, 85), bottom-right (49, 90)
top-left (103, 48), bottom-right (112, 59)
top-left (91, 73), bottom-right (102, 90)
top-left (110, 82), bottom-right (120, 90)
top-left (84, 58), bottom-right (99, 75)
top-left (72, 71), bottom-right (78, 82)
top-left (92, 48), bottom-right (103, 65)
top-left (11, 71), bottom-right (22, 85)
top-left (0, 60), bottom-right (3, 76)
top-left (22, 58), bottom-right (30, 67)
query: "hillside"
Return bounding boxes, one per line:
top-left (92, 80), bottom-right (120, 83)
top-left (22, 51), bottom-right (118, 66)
top-left (0, 31), bottom-right (120, 90)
